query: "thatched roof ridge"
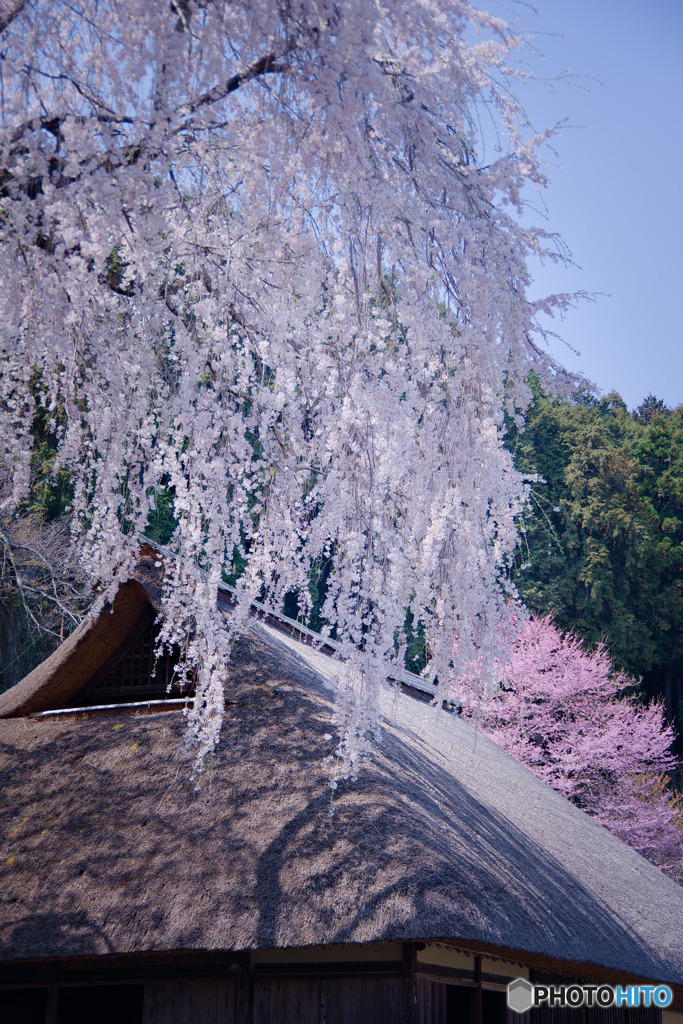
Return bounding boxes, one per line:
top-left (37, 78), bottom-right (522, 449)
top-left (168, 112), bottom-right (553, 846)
top-left (1, 620), bottom-right (682, 984)
top-left (0, 553), bottom-right (163, 719)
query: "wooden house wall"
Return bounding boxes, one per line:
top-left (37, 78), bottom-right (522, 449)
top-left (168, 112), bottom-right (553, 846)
top-left (144, 978), bottom-right (239, 1024)
top-left (1, 944), bottom-right (676, 1024)
top-left (0, 975), bottom-right (669, 1024)
top-left (108, 976), bottom-right (670, 1024)
top-left (125, 975), bottom-right (670, 1024)
top-left (415, 978), bottom-right (449, 1023)
top-left (142, 976), bottom-right (409, 1024)
top-left (253, 976), bottom-right (405, 1024)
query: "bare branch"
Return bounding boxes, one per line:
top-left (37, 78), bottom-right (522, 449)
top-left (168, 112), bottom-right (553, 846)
top-left (181, 45), bottom-right (295, 116)
top-left (0, 0), bottom-right (29, 35)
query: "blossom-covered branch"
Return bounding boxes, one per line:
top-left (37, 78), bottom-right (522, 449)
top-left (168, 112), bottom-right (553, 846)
top-left (0, 0), bottom-right (577, 774)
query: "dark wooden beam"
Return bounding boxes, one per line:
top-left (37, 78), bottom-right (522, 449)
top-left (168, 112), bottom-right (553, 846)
top-left (250, 960), bottom-right (403, 978)
top-left (473, 955), bottom-right (483, 1024)
top-left (402, 943), bottom-right (417, 1024)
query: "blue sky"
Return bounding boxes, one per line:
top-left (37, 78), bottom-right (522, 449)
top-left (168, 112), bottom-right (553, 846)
top-left (494, 0), bottom-right (682, 410)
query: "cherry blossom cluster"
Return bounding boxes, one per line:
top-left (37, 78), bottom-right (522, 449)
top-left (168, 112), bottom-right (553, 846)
top-left (0, 0), bottom-right (575, 772)
top-left (451, 616), bottom-right (682, 872)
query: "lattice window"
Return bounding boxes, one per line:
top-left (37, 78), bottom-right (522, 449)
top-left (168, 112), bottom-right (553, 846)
top-left (78, 621), bottom-right (194, 706)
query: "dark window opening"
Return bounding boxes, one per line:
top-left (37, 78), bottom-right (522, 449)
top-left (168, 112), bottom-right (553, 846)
top-left (0, 987), bottom-right (48, 1024)
top-left (446, 985), bottom-right (506, 1023)
top-left (58, 984), bottom-right (143, 1024)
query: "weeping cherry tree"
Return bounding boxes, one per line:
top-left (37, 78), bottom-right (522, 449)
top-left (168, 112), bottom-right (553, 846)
top-left (0, 0), bottom-right (575, 776)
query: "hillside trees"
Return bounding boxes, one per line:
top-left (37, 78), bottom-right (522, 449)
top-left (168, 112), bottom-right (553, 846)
top-left (506, 381), bottom-right (683, 748)
top-left (634, 407), bottom-right (683, 732)
top-left (0, 0), bottom-right (576, 772)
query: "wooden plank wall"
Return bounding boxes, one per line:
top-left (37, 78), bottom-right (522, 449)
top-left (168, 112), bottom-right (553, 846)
top-left (252, 976), bottom-right (403, 1024)
top-left (142, 975), bottom-right (456, 1024)
top-left (8, 974), bottom-right (662, 1024)
top-left (144, 979), bottom-right (238, 1024)
top-left (415, 978), bottom-right (448, 1024)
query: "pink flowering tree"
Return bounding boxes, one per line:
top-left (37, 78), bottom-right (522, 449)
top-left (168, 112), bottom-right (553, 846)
top-left (451, 616), bottom-right (683, 874)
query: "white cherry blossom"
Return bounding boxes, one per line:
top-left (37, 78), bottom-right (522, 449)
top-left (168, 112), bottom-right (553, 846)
top-left (0, 0), bottom-right (576, 774)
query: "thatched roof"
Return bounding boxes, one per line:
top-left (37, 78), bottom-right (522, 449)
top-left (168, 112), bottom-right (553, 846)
top-left (1, 611), bottom-right (682, 984)
top-left (0, 551), bottom-right (164, 718)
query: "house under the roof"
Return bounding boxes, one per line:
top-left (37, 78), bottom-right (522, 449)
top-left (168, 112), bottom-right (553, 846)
top-left (0, 551), bottom-right (682, 1024)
